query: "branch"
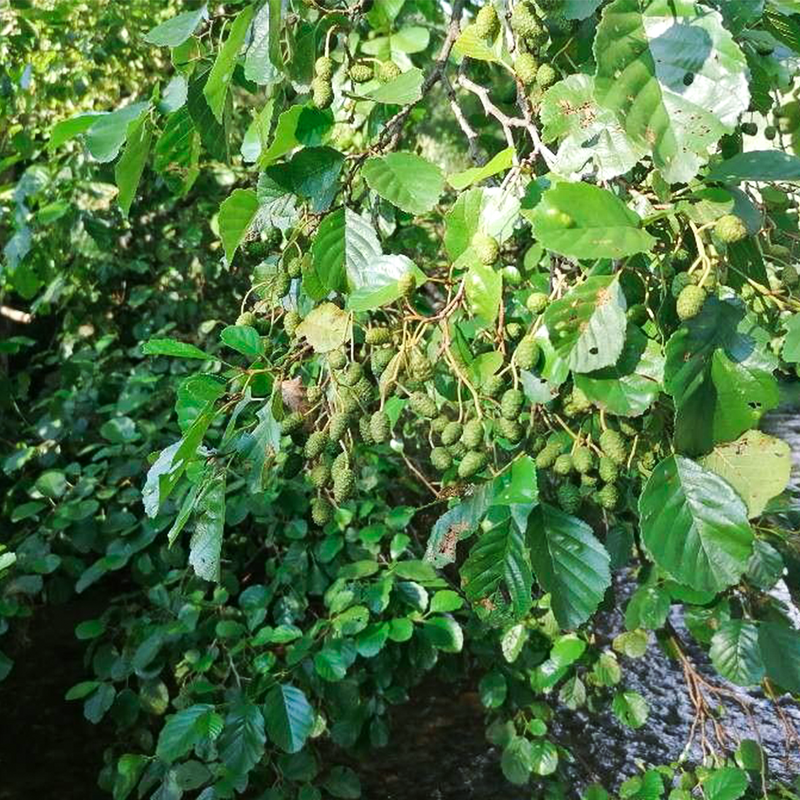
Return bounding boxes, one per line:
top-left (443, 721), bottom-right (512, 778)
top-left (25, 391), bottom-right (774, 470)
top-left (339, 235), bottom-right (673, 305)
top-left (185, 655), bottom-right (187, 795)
top-left (1, 305), bottom-right (32, 324)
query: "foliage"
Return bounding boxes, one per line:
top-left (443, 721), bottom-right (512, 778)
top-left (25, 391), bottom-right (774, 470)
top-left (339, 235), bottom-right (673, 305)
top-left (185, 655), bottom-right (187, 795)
top-left (3, 0), bottom-right (800, 798)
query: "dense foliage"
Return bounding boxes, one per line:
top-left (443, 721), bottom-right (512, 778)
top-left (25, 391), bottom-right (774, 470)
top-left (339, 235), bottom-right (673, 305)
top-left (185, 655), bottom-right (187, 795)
top-left (4, 0), bottom-right (800, 798)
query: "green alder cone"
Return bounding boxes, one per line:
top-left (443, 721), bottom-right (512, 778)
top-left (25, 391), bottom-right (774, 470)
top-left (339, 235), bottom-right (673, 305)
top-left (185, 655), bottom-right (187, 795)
top-left (311, 497), bottom-right (333, 526)
top-left (526, 292), bottom-right (549, 313)
top-left (370, 410), bottom-right (391, 443)
top-left (448, 440), bottom-right (468, 459)
top-left (475, 4), bottom-right (500, 40)
top-left (359, 415), bottom-right (374, 444)
top-left (598, 456), bottom-right (619, 483)
top-left (370, 348), bottom-right (395, 376)
top-left (431, 414), bottom-right (449, 435)
top-left (398, 272), bottom-right (417, 297)
top-left (281, 412), bottom-right (304, 434)
top-left (505, 322), bottom-right (524, 341)
top-left (511, 2), bottom-right (543, 39)
top-left (236, 311), bottom-right (257, 327)
top-left (462, 419), bottom-right (485, 449)
top-left (309, 463), bottom-right (331, 488)
top-left (409, 348), bottom-right (434, 382)
top-left (714, 214), bottom-right (748, 244)
top-left (441, 420), bottom-right (464, 446)
top-left (328, 350), bottom-right (347, 370)
top-left (581, 473), bottom-right (599, 488)
top-left (596, 483), bottom-right (619, 510)
top-left (671, 272), bottom-right (693, 298)
top-left (315, 55), bottom-right (334, 80)
top-left (304, 430), bottom-right (329, 459)
top-left (741, 121), bottom-right (758, 136)
top-left (341, 361), bottom-right (363, 387)
top-left (431, 446), bottom-right (453, 471)
top-left (286, 257), bottom-right (302, 278)
top-left (501, 388), bottom-right (524, 420)
top-left (458, 450), bottom-right (488, 479)
top-left (409, 392), bottom-right (437, 418)
top-left (471, 231), bottom-right (500, 265)
top-left (676, 285), bottom-right (706, 321)
top-left (553, 453), bottom-right (574, 475)
top-left (333, 467), bottom-right (355, 503)
top-left (599, 430), bottom-right (626, 466)
top-left (365, 327), bottom-right (392, 345)
top-left (306, 385), bottom-right (323, 405)
top-left (515, 337), bottom-right (539, 370)
top-left (536, 64), bottom-right (557, 88)
top-left (515, 53), bottom-right (539, 86)
top-left (349, 63), bottom-right (373, 83)
top-left (284, 311), bottom-right (301, 337)
top-left (573, 446), bottom-right (593, 474)
top-left (377, 60), bottom-right (401, 82)
top-left (312, 77), bottom-right (333, 109)
top-left (496, 417), bottom-right (523, 443)
top-left (557, 483), bottom-right (581, 515)
top-left (329, 412), bottom-right (350, 440)
top-left (535, 443), bottom-right (560, 469)
top-left (483, 374), bottom-right (506, 397)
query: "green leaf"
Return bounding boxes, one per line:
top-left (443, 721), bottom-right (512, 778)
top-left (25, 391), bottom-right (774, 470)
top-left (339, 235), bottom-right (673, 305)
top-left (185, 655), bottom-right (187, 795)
top-left (530, 182), bottom-right (655, 259)
top-left (260, 105), bottom-right (304, 165)
top-left (782, 312), bottom-right (800, 362)
top-left (115, 114), bottom-right (152, 217)
top-left (492, 456), bottom-right (539, 507)
top-left (311, 208), bottom-right (382, 293)
top-left (362, 152), bottom-right (444, 215)
top-left (264, 684), bottom-right (315, 754)
top-left (156, 704), bottom-right (223, 764)
top-left (447, 147), bottom-right (515, 190)
top-left (445, 187), bottom-right (520, 261)
top-left (295, 303), bottom-right (351, 353)
top-left (706, 150), bottom-right (800, 183)
top-left (460, 519), bottom-right (533, 619)
top-left (323, 766), bottom-right (361, 799)
top-left (282, 146), bottom-right (344, 213)
top-left (624, 585), bottom-right (670, 631)
top-left (709, 620), bottom-right (765, 686)
top-left (639, 456), bottom-right (754, 593)
top-left (219, 701), bottom-right (266, 776)
top-left (141, 338), bottom-right (211, 360)
top-left (346, 255), bottom-right (426, 312)
top-left (244, 1), bottom-right (280, 85)
top-left (540, 75), bottom-right (646, 181)
top-left (543, 275), bottom-right (628, 373)
top-left (702, 767), bottom-right (748, 800)
top-left (49, 112), bottom-right (104, 151)
top-left (478, 671), bottom-right (507, 708)
top-left (464, 258), bottom-right (502, 325)
top-left (220, 325), bottom-right (263, 358)
top-left (452, 23), bottom-right (509, 64)
top-left (758, 621), bottom-right (800, 693)
top-left (501, 737), bottom-right (533, 785)
top-left (574, 326), bottom-right (663, 416)
top-left (203, 5), bottom-right (254, 123)
top-left (527, 504), bottom-right (611, 629)
top-left (594, 0), bottom-right (749, 183)
top-left (425, 482), bottom-right (494, 568)
top-left (218, 188), bottom-right (259, 264)
top-left (529, 738), bottom-right (559, 776)
top-left (153, 105), bottom-right (201, 196)
top-left (612, 691), bottom-right (648, 729)
top-left (144, 6), bottom-right (206, 47)
top-left (746, 540), bottom-right (784, 591)
top-left (189, 474), bottom-right (226, 581)
top-left (421, 617), bottom-right (464, 652)
top-left (664, 298), bottom-right (778, 454)
top-left (86, 103), bottom-right (148, 163)
top-left (113, 754), bottom-right (148, 800)
top-left (698, 431), bottom-right (791, 518)
top-left (366, 68), bottom-right (424, 104)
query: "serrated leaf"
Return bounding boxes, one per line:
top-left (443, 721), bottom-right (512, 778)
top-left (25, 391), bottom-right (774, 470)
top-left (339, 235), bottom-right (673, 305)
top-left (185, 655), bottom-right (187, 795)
top-left (612, 691), bottom-right (648, 729)
top-left (49, 112), bottom-right (104, 151)
top-left (203, 6), bottom-right (254, 123)
top-left (142, 338), bottom-right (212, 360)
top-left (702, 767), bottom-right (749, 800)
top-left (218, 701), bottom-right (266, 776)
top-left (758, 621), bottom-right (800, 693)
top-left (460, 519), bottom-right (533, 619)
top-left (699, 431), bottom-right (791, 518)
top-left (86, 103), bottom-right (148, 163)
top-left (530, 182), bottom-right (655, 259)
top-left (115, 114), bottom-right (152, 217)
top-left (709, 620), bottom-right (765, 686)
top-left (153, 106), bottom-right (201, 196)
top-left (264, 684), bottom-right (314, 754)
top-left (448, 147), bottom-right (515, 190)
top-left (594, 0), bottom-right (750, 183)
top-left (453, 22), bottom-right (507, 63)
top-left (465, 257), bottom-right (502, 325)
top-left (445, 187), bottom-right (521, 261)
top-left (366, 68), bottom-right (424, 104)
top-left (220, 325), bottom-right (263, 358)
top-left (218, 189), bottom-right (258, 263)
top-left (189, 474), bottom-right (226, 582)
top-left (346, 255), bottom-right (426, 312)
top-left (540, 75), bottom-right (646, 181)
top-left (639, 456), bottom-right (754, 593)
top-left (295, 303), bottom-right (351, 353)
top-left (527, 504), bottom-right (611, 629)
top-left (311, 207), bottom-right (382, 293)
top-left (543, 275), bottom-right (628, 373)
top-left (574, 325), bottom-right (663, 416)
top-left (362, 152), bottom-right (444, 215)
top-left (783, 312), bottom-right (800, 362)
top-left (157, 704), bottom-right (223, 763)
top-left (144, 6), bottom-right (206, 47)
top-left (244, 0), bottom-right (281, 85)
top-left (706, 150), bottom-right (800, 183)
